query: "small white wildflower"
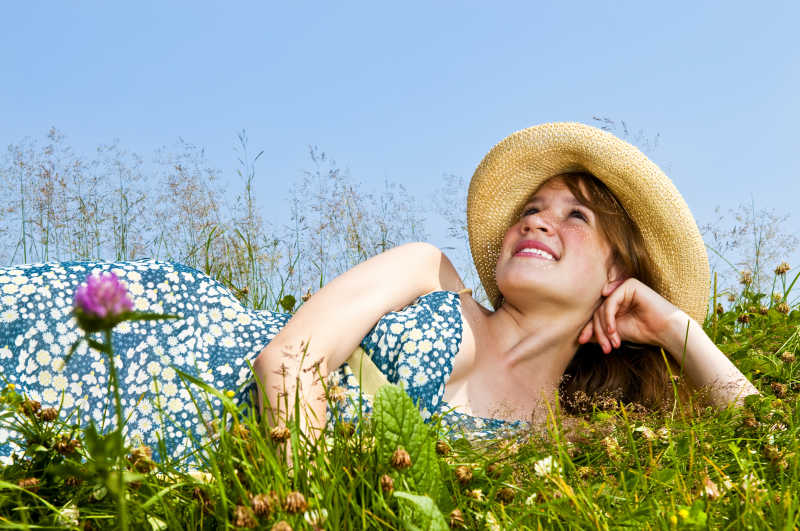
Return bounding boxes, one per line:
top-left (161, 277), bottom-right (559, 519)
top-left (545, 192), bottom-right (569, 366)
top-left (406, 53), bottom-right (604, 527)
top-left (741, 472), bottom-right (763, 491)
top-left (304, 508), bottom-right (329, 527)
top-left (721, 474), bottom-right (734, 491)
top-left (634, 425), bottom-right (656, 441)
top-left (533, 455), bottom-right (562, 477)
top-left (57, 503), bottom-right (80, 527)
top-left (484, 511), bottom-right (501, 531)
top-left (467, 489), bottom-right (484, 501)
top-left (701, 475), bottom-right (721, 500)
top-left (146, 516), bottom-right (168, 530)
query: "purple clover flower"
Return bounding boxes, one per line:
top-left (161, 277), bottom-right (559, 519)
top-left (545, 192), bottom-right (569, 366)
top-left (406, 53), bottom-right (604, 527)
top-left (72, 272), bottom-right (133, 332)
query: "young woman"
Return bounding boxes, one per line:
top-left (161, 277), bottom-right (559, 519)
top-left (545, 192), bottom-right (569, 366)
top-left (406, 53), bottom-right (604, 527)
top-left (0, 122), bottom-right (757, 462)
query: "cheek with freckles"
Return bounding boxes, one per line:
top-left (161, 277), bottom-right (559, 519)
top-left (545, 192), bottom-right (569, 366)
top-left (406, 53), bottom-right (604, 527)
top-left (563, 228), bottom-right (613, 284)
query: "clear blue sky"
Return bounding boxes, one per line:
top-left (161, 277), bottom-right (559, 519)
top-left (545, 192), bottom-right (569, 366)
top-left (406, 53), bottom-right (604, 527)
top-left (3, 1), bottom-right (799, 274)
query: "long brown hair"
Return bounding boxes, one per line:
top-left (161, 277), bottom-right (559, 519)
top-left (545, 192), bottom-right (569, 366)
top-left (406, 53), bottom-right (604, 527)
top-left (552, 172), bottom-right (679, 412)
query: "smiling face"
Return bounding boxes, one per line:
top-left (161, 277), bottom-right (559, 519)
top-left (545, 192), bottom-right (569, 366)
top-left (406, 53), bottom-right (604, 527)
top-left (495, 175), bottom-right (620, 314)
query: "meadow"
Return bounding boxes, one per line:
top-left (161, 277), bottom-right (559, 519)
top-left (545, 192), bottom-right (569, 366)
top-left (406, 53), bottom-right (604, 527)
top-left (0, 128), bottom-right (799, 529)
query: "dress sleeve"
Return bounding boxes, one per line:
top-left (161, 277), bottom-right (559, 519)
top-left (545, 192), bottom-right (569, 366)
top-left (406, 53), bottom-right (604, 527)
top-left (361, 291), bottom-right (463, 416)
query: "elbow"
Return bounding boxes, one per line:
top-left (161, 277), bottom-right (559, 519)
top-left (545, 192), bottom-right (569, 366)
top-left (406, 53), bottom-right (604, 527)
top-left (252, 345), bottom-right (270, 376)
top-left (398, 241), bottom-right (448, 269)
top-left (398, 241), bottom-right (442, 259)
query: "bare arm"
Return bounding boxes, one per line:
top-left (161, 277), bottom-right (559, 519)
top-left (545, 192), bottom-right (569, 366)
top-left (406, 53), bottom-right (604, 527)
top-left (580, 278), bottom-right (759, 409)
top-left (251, 242), bottom-right (465, 439)
top-left (658, 310), bottom-right (759, 408)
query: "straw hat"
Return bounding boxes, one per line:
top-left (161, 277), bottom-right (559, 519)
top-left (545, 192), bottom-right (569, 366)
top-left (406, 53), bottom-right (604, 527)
top-left (467, 121), bottom-right (709, 323)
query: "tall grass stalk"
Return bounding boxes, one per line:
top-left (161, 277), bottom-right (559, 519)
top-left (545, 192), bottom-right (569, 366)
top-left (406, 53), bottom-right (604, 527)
top-left (1, 127), bottom-right (800, 528)
top-left (2, 238), bottom-right (799, 527)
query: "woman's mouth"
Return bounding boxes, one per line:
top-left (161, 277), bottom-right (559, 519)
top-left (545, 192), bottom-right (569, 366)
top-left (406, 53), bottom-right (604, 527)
top-left (513, 240), bottom-right (559, 260)
top-left (515, 248), bottom-right (556, 260)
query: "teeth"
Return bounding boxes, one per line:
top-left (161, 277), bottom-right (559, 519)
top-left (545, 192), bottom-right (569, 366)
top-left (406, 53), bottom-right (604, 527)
top-left (519, 248), bottom-right (555, 260)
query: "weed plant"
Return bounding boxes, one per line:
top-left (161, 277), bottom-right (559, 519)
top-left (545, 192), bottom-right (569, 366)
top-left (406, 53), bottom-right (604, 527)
top-left (1, 129), bottom-right (800, 529)
top-left (1, 255), bottom-right (799, 529)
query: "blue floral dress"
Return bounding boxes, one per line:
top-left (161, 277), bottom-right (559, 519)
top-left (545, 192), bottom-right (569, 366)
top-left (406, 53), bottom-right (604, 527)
top-left (0, 259), bottom-right (524, 463)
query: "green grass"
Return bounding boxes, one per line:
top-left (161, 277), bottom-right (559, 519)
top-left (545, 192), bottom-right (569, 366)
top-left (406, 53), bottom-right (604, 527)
top-left (1, 263), bottom-right (799, 530)
top-left (1, 136), bottom-right (799, 528)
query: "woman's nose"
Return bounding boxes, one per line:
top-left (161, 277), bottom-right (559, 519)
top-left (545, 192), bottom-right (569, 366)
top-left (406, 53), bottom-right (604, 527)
top-left (521, 211), bottom-right (555, 234)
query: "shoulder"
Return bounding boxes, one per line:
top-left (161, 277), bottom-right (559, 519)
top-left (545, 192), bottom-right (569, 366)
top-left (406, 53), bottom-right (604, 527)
top-left (388, 242), bottom-right (467, 295)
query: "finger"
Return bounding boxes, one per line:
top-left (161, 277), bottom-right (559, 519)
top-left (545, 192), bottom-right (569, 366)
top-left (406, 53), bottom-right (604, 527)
top-left (596, 300), bottom-right (616, 350)
top-left (606, 284), bottom-right (635, 348)
top-left (578, 321), bottom-right (594, 344)
top-left (603, 292), bottom-right (622, 349)
top-left (593, 310), bottom-right (611, 354)
top-left (602, 278), bottom-right (627, 298)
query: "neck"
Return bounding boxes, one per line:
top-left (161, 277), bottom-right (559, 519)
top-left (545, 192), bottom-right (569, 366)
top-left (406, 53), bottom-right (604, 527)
top-left (474, 297), bottom-right (592, 415)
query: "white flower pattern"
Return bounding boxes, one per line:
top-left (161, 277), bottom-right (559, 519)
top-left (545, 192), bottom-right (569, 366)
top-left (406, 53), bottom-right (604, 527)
top-left (0, 259), bottom-right (290, 463)
top-left (1, 261), bottom-right (524, 463)
top-left (326, 290), bottom-right (525, 440)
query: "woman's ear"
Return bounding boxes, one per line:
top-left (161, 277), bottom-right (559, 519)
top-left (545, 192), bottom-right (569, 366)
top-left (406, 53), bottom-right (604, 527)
top-left (602, 263), bottom-right (627, 297)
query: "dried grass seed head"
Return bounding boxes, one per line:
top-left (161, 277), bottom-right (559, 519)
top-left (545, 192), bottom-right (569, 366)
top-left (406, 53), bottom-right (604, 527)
top-left (497, 487), bottom-right (516, 503)
top-left (380, 474), bottom-right (395, 493)
top-left (250, 492), bottom-right (275, 517)
top-left (270, 425), bottom-right (291, 443)
top-left (17, 477), bottom-right (39, 492)
top-left (21, 399), bottom-right (41, 417)
top-left (233, 505), bottom-right (257, 528)
top-left (39, 407), bottom-right (58, 421)
top-left (454, 465), bottom-right (473, 485)
top-left (449, 508), bottom-right (466, 528)
top-left (775, 262), bottom-right (790, 275)
top-left (435, 440), bottom-right (451, 456)
top-left (391, 447), bottom-right (412, 470)
top-left (284, 491), bottom-right (308, 514)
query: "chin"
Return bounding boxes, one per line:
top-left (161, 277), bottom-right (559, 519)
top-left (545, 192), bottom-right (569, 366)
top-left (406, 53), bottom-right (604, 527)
top-left (498, 275), bottom-right (597, 311)
top-left (497, 277), bottom-right (553, 304)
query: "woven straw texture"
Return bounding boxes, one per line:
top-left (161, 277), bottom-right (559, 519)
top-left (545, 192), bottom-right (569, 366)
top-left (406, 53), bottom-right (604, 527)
top-left (467, 122), bottom-right (710, 323)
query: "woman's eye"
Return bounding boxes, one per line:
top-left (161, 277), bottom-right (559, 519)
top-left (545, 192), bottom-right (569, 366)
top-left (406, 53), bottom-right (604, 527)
top-left (570, 209), bottom-right (588, 222)
top-left (520, 207), bottom-right (539, 218)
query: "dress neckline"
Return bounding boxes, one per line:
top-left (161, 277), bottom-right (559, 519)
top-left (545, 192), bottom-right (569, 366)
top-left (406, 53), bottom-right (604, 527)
top-left (418, 291), bottom-right (527, 428)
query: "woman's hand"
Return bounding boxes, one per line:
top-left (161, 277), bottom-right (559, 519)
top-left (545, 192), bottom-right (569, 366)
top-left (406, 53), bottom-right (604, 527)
top-left (577, 278), bottom-right (685, 353)
top-left (578, 277), bottom-right (759, 408)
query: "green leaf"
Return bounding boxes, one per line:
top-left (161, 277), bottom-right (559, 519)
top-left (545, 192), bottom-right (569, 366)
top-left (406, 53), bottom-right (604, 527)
top-left (87, 337), bottom-right (112, 355)
top-left (92, 485), bottom-right (108, 501)
top-left (728, 441), bottom-right (740, 455)
top-left (82, 421), bottom-right (123, 466)
top-left (393, 491), bottom-right (448, 531)
top-left (173, 367), bottom-right (238, 409)
top-left (147, 515), bottom-right (169, 531)
top-left (279, 294), bottom-right (296, 313)
top-left (373, 385), bottom-right (444, 501)
top-left (0, 480), bottom-right (63, 512)
top-left (689, 499), bottom-right (708, 527)
top-left (74, 310), bottom-right (182, 334)
top-left (64, 337), bottom-right (83, 365)
top-left (124, 312), bottom-right (183, 322)
top-left (743, 393), bottom-right (765, 410)
top-left (652, 468), bottom-right (677, 485)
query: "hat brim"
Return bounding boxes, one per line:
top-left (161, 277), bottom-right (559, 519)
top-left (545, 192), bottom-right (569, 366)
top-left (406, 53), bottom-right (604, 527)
top-left (467, 122), bottom-right (710, 323)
